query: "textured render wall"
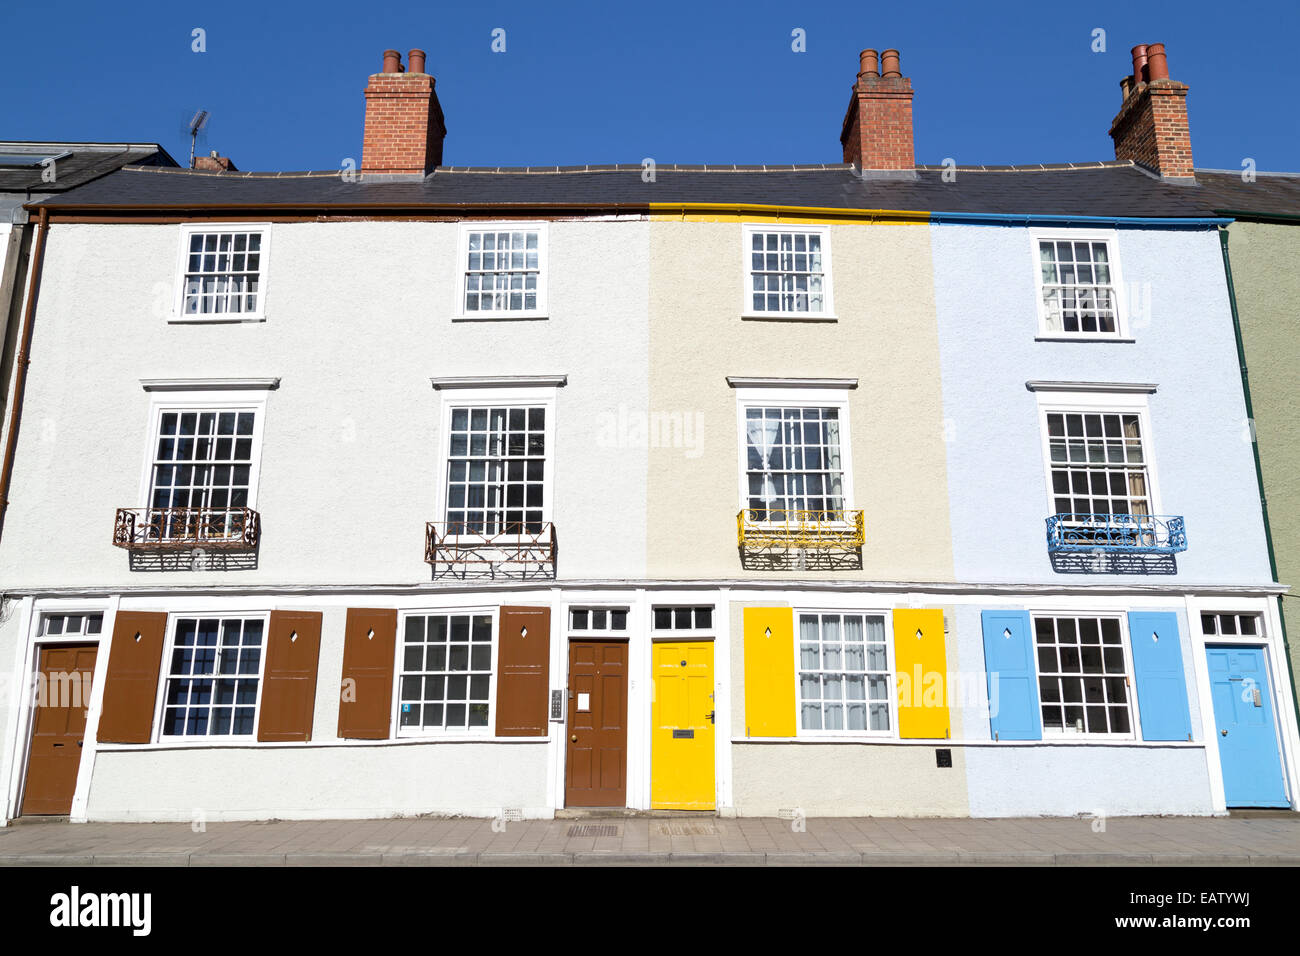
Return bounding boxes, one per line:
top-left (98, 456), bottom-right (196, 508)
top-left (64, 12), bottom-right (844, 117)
top-left (732, 746), bottom-right (969, 816)
top-left (0, 606), bottom-right (20, 819)
top-left (727, 598), bottom-right (971, 816)
top-left (85, 742), bottom-right (549, 821)
top-left (1226, 222), bottom-right (1300, 688)
top-left (930, 223), bottom-right (1271, 586)
top-left (965, 747), bottom-right (1213, 817)
top-left (646, 220), bottom-right (954, 582)
top-left (0, 220), bottom-right (649, 588)
top-left (951, 602), bottom-right (1215, 815)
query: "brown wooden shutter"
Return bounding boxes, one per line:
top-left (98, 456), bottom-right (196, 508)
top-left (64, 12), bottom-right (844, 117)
top-left (337, 608), bottom-right (397, 739)
top-left (495, 605), bottom-right (551, 736)
top-left (257, 610), bottom-right (323, 742)
top-left (97, 611), bottom-right (169, 744)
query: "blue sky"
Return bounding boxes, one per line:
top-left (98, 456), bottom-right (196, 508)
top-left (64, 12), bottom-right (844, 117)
top-left (2, 0), bottom-right (1297, 173)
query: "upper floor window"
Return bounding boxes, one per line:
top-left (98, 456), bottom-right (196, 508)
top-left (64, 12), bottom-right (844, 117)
top-left (744, 226), bottom-right (832, 318)
top-left (445, 406), bottom-right (547, 534)
top-left (458, 223), bottom-right (546, 318)
top-left (159, 616), bottom-right (266, 737)
top-left (176, 225), bottom-right (268, 320)
top-left (1046, 410), bottom-right (1150, 520)
top-left (744, 406), bottom-right (845, 520)
top-left (1031, 230), bottom-right (1124, 339)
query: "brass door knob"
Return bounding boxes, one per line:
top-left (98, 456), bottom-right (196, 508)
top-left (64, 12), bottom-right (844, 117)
top-left (570, 735), bottom-right (578, 742)
top-left (1221, 729), bottom-right (1228, 737)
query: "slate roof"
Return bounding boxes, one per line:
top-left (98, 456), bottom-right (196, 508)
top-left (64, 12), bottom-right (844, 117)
top-left (31, 160), bottom-right (1229, 219)
top-left (0, 142), bottom-right (176, 198)
top-left (1194, 170), bottom-right (1300, 219)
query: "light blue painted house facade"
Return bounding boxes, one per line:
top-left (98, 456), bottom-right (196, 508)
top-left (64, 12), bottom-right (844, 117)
top-left (931, 213), bottom-right (1296, 816)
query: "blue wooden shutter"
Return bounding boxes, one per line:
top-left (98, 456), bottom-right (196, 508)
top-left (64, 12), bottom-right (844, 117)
top-left (981, 610), bottom-right (1042, 740)
top-left (1127, 611), bottom-right (1193, 741)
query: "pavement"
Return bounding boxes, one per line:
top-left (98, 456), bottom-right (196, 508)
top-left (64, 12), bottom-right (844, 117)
top-left (2, 812), bottom-right (1299, 865)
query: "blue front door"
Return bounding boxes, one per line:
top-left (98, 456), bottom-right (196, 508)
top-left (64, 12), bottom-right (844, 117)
top-left (1207, 645), bottom-right (1288, 807)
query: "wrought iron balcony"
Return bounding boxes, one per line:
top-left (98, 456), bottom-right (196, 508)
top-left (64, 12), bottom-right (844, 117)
top-left (1046, 513), bottom-right (1187, 555)
top-left (425, 521), bottom-right (557, 578)
top-left (737, 509), bottom-right (866, 550)
top-left (113, 507), bottom-right (260, 551)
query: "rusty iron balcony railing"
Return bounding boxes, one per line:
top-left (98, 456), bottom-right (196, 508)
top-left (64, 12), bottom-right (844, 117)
top-left (113, 507), bottom-right (260, 552)
top-left (425, 521), bottom-right (557, 577)
top-left (737, 509), bottom-right (866, 550)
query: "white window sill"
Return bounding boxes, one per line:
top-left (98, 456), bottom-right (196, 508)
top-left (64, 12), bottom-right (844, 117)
top-left (1034, 335), bottom-right (1134, 343)
top-left (741, 312), bottom-right (838, 323)
top-left (169, 315), bottom-right (267, 325)
top-left (453, 313), bottom-right (549, 323)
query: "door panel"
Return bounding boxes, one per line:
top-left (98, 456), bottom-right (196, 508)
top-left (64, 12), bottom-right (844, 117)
top-left (565, 641), bottom-right (627, 807)
top-left (1207, 645), bottom-right (1288, 807)
top-left (651, 641), bottom-right (715, 810)
top-left (22, 644), bottom-right (98, 816)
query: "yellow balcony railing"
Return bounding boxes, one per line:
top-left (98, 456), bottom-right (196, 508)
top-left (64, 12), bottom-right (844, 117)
top-left (737, 509), bottom-right (865, 550)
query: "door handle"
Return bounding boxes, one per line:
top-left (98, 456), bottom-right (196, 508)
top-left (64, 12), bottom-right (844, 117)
top-left (1221, 729), bottom-right (1228, 737)
top-left (570, 735), bottom-right (578, 742)
top-left (705, 711), bottom-right (715, 724)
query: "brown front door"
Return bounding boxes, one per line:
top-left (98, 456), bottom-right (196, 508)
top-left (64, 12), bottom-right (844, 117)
top-left (565, 641), bottom-right (628, 807)
top-left (21, 643), bottom-right (98, 816)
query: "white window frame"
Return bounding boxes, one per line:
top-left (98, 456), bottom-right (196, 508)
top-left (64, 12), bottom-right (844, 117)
top-left (1029, 611), bottom-right (1138, 741)
top-left (741, 224), bottom-right (835, 320)
top-left (135, 386), bottom-right (272, 517)
top-left (793, 607), bottom-right (896, 739)
top-left (567, 606), bottom-right (632, 635)
top-left (151, 611), bottom-right (271, 744)
top-left (1032, 388), bottom-right (1165, 526)
top-left (649, 604), bottom-right (716, 639)
top-left (171, 223), bottom-right (272, 323)
top-left (433, 383), bottom-right (559, 540)
top-left (392, 606), bottom-right (499, 738)
top-left (1029, 228), bottom-right (1128, 341)
top-left (454, 221), bottom-right (549, 321)
top-left (731, 383), bottom-right (856, 522)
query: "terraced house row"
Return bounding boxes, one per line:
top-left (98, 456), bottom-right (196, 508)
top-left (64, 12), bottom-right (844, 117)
top-left (0, 43), bottom-right (1297, 823)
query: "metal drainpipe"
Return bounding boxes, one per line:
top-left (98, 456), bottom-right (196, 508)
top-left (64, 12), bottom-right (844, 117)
top-left (1218, 225), bottom-right (1297, 718)
top-left (0, 206), bottom-right (48, 536)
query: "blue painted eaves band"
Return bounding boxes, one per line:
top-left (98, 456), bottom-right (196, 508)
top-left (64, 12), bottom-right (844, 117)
top-left (928, 212), bottom-right (1232, 228)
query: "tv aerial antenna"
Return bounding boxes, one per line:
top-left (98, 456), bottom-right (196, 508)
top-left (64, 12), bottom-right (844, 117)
top-left (187, 110), bottom-right (210, 168)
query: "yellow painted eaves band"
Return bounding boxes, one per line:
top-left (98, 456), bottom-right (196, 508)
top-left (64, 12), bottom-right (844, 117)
top-left (648, 202), bottom-right (931, 224)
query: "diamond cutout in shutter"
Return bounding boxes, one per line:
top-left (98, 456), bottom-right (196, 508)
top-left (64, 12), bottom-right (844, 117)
top-left (366, 629), bottom-right (374, 641)
top-left (1003, 628), bottom-right (1012, 639)
top-left (915, 628), bottom-right (923, 640)
top-left (134, 632), bottom-right (142, 643)
top-left (290, 631), bottom-right (298, 643)
top-left (521, 626), bottom-right (527, 639)
top-left (764, 627), bottom-right (772, 639)
top-left (1152, 632), bottom-right (1159, 643)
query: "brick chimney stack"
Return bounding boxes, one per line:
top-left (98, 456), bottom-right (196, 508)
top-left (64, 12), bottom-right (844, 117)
top-left (193, 150), bottom-right (237, 172)
top-left (361, 47), bottom-right (447, 179)
top-left (1109, 43), bottom-right (1194, 181)
top-left (840, 48), bottom-right (916, 177)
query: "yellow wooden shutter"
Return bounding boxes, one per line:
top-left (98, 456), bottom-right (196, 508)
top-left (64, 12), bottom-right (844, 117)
top-left (893, 609), bottom-right (950, 739)
top-left (743, 607), bottom-right (795, 737)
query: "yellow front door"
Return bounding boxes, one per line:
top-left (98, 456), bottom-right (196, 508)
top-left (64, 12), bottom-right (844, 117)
top-left (651, 641), bottom-right (715, 810)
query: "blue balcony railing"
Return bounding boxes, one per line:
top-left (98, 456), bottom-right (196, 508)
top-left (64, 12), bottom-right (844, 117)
top-left (1046, 513), bottom-right (1187, 555)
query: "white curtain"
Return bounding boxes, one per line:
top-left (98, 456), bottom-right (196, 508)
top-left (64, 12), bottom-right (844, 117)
top-left (746, 415), bottom-right (780, 507)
